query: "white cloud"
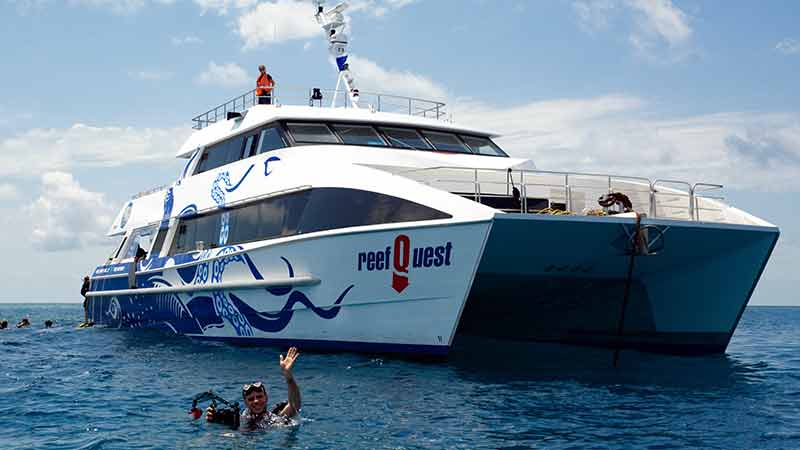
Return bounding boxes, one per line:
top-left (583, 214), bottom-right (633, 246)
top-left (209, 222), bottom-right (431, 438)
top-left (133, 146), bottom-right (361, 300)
top-left (626, 0), bottom-right (691, 47)
top-left (348, 55), bottom-right (447, 100)
top-left (29, 172), bottom-right (116, 251)
top-left (128, 70), bottom-right (173, 81)
top-left (453, 97), bottom-right (800, 191)
top-left (574, 0), bottom-right (692, 60)
top-left (193, 0), bottom-right (256, 15)
top-left (0, 123), bottom-right (190, 177)
top-left (776, 38), bottom-right (800, 55)
top-left (231, 0), bottom-right (420, 49)
top-left (171, 35), bottom-right (203, 46)
top-left (0, 183), bottom-right (18, 200)
top-left (237, 0), bottom-right (322, 49)
top-left (195, 61), bottom-right (250, 87)
top-left (573, 0), bottom-right (617, 32)
top-left (68, 0), bottom-right (175, 14)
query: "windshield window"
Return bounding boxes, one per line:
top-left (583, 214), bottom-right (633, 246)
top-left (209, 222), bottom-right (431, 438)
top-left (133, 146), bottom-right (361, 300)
top-left (423, 131), bottom-right (472, 153)
top-left (286, 123), bottom-right (339, 144)
top-left (379, 127), bottom-right (431, 150)
top-left (332, 124), bottom-right (386, 146)
top-left (460, 135), bottom-right (507, 157)
top-left (122, 226), bottom-right (158, 259)
top-left (258, 126), bottom-right (285, 153)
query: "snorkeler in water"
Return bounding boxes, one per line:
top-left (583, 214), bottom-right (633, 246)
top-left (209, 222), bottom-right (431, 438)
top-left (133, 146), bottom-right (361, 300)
top-left (0, 320), bottom-right (8, 330)
top-left (17, 318), bottom-right (30, 328)
top-left (205, 347), bottom-right (301, 430)
top-left (44, 320), bottom-right (54, 328)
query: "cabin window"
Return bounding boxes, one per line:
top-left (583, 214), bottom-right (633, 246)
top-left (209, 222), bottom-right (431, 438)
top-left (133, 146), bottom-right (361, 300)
top-left (167, 188), bottom-right (450, 256)
top-left (332, 124), bottom-right (387, 146)
top-left (122, 225), bottom-right (158, 259)
top-left (241, 133), bottom-right (259, 159)
top-left (151, 226), bottom-right (169, 257)
top-left (258, 126), bottom-right (286, 153)
top-left (422, 131), bottom-right (472, 153)
top-left (170, 212), bottom-right (222, 255)
top-left (228, 191), bottom-right (310, 244)
top-left (195, 135), bottom-right (246, 174)
top-left (460, 135), bottom-right (507, 157)
top-left (298, 188), bottom-right (450, 234)
top-left (379, 127), bottom-right (431, 150)
top-left (286, 123), bottom-right (339, 144)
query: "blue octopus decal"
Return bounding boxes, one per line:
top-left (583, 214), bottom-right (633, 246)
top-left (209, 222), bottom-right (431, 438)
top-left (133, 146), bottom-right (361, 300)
top-left (211, 164), bottom-right (254, 207)
top-left (177, 248), bottom-right (354, 336)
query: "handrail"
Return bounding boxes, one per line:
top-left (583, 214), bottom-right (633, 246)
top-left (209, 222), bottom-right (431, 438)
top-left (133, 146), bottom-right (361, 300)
top-left (87, 276), bottom-right (319, 297)
top-left (392, 165), bottom-right (724, 221)
top-left (191, 87), bottom-right (447, 130)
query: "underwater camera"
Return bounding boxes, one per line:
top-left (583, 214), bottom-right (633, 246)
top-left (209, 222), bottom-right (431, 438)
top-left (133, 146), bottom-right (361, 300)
top-left (189, 390), bottom-right (240, 430)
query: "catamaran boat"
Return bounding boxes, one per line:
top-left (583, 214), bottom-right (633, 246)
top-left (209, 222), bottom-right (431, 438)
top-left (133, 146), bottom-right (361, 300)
top-left (86, 3), bottom-right (779, 356)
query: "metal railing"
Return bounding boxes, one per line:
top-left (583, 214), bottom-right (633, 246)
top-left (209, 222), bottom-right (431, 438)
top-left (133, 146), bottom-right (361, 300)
top-left (395, 166), bottom-right (726, 222)
top-left (192, 87), bottom-right (447, 130)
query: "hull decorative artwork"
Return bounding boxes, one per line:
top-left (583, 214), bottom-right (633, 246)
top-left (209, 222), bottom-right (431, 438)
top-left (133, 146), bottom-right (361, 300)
top-left (98, 247), bottom-right (355, 338)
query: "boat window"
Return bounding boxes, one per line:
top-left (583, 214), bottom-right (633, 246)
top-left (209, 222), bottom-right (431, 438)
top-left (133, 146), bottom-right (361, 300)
top-left (286, 123), bottom-right (339, 144)
top-left (298, 188), bottom-right (451, 234)
top-left (460, 135), bottom-right (507, 157)
top-left (228, 191), bottom-right (310, 244)
top-left (258, 126), bottom-right (286, 154)
top-left (379, 127), bottom-right (431, 150)
top-left (170, 212), bottom-right (222, 255)
top-left (332, 124), bottom-right (386, 146)
top-left (167, 188), bottom-right (450, 256)
top-left (241, 133), bottom-right (259, 159)
top-left (422, 130), bottom-right (472, 153)
top-left (151, 226), bottom-right (168, 257)
top-left (195, 135), bottom-right (246, 174)
top-left (108, 237), bottom-right (126, 261)
top-left (122, 225), bottom-right (158, 259)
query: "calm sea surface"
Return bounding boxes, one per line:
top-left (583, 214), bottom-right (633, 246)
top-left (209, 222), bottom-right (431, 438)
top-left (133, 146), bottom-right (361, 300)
top-left (1, 304), bottom-right (799, 449)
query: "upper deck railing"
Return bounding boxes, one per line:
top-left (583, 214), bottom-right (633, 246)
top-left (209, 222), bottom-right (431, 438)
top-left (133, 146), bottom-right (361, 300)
top-left (394, 166), bottom-right (727, 223)
top-left (191, 87), bottom-right (447, 130)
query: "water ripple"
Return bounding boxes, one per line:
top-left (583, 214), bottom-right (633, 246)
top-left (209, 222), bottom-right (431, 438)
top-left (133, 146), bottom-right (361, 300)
top-left (1, 305), bottom-right (799, 449)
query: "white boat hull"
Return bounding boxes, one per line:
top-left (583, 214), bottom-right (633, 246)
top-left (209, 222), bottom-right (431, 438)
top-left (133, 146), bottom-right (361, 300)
top-left (89, 213), bottom-right (778, 355)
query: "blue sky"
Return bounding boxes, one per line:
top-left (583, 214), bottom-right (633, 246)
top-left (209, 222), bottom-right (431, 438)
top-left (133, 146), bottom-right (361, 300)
top-left (0, 0), bottom-right (797, 304)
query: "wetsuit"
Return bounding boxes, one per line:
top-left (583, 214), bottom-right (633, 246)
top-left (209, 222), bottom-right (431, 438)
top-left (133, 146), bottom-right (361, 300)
top-left (241, 407), bottom-right (292, 431)
top-left (209, 402), bottom-right (291, 430)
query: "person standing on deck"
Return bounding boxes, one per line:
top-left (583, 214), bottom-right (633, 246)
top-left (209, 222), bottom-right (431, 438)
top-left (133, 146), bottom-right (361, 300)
top-left (81, 276), bottom-right (91, 325)
top-left (128, 246), bottom-right (147, 289)
top-left (256, 65), bottom-right (275, 105)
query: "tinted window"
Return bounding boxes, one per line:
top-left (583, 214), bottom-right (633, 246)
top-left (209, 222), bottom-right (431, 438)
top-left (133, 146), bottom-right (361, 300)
top-left (299, 188), bottom-right (450, 234)
top-left (460, 135), bottom-right (507, 157)
top-left (332, 124), bottom-right (386, 146)
top-left (168, 189), bottom-right (450, 256)
top-left (195, 136), bottom-right (245, 174)
top-left (258, 126), bottom-right (285, 153)
top-left (380, 127), bottom-right (431, 150)
top-left (286, 123), bottom-right (339, 144)
top-left (151, 227), bottom-right (168, 257)
top-left (228, 192), bottom-right (309, 244)
top-left (242, 133), bottom-right (259, 159)
top-left (171, 212), bottom-right (221, 254)
top-left (423, 131), bottom-right (471, 153)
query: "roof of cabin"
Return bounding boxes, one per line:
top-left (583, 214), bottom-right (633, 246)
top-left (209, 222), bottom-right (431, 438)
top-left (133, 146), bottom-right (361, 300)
top-left (177, 104), bottom-right (499, 158)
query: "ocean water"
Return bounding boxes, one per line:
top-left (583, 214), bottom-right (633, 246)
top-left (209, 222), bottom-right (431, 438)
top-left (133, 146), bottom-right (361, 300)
top-left (1, 304), bottom-right (799, 450)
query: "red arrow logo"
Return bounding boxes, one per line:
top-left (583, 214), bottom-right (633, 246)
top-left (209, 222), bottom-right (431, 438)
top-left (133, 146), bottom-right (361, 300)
top-left (392, 272), bottom-right (409, 293)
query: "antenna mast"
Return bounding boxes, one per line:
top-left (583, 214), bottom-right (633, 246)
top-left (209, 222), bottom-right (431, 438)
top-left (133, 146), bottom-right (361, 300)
top-left (315, 1), bottom-right (359, 108)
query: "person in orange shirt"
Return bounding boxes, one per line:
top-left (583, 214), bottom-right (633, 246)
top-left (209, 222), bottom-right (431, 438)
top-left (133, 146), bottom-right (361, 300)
top-left (256, 65), bottom-right (275, 105)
